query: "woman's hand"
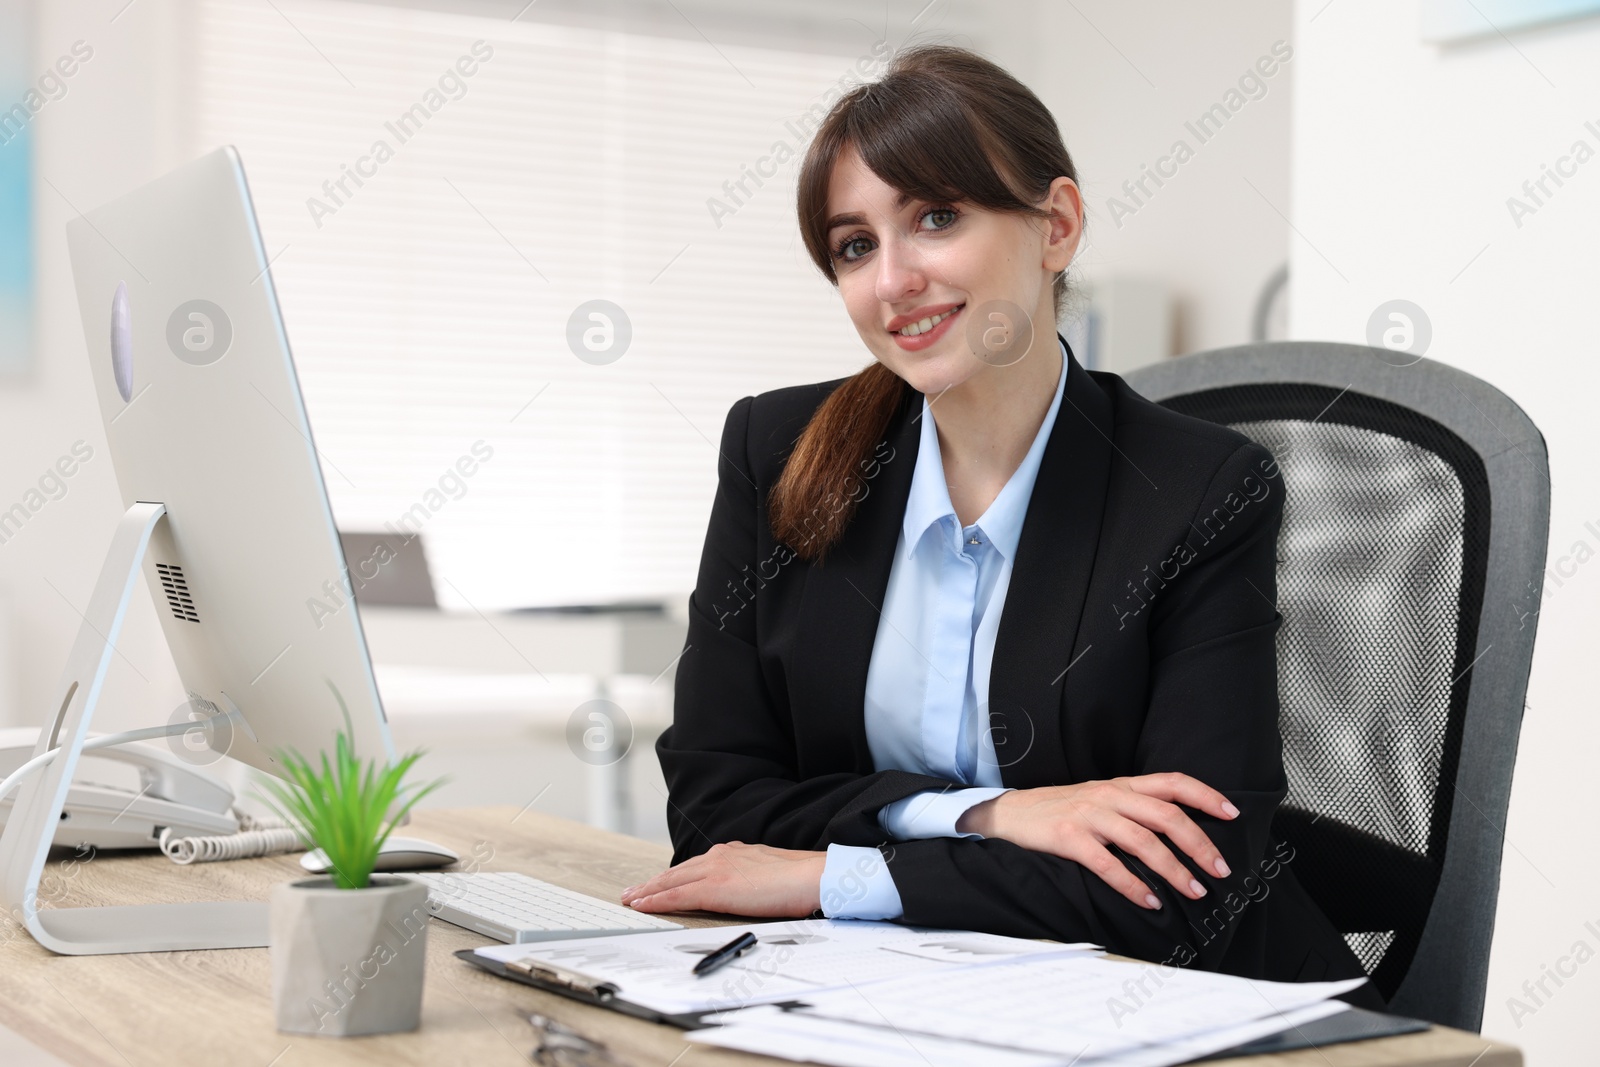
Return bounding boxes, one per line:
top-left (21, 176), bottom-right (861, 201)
top-left (957, 772), bottom-right (1240, 910)
top-left (620, 842), bottom-right (826, 918)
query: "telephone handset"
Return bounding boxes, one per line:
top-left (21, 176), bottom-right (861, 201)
top-left (0, 727), bottom-right (239, 850)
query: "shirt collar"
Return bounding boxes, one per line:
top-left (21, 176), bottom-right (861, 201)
top-left (901, 335), bottom-right (1070, 562)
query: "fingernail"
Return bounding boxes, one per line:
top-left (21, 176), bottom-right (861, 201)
top-left (1144, 894), bottom-right (1161, 910)
top-left (1222, 801), bottom-right (1240, 818)
top-left (622, 885), bottom-right (639, 896)
top-left (1213, 857), bottom-right (1231, 877)
top-left (1189, 879), bottom-right (1206, 898)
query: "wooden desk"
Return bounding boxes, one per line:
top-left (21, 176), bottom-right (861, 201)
top-left (0, 808), bottom-right (1521, 1067)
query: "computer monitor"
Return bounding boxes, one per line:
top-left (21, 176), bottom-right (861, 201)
top-left (65, 145), bottom-right (396, 776)
top-left (0, 146), bottom-right (399, 954)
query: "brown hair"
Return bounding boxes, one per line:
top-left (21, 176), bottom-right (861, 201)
top-left (769, 43), bottom-right (1084, 563)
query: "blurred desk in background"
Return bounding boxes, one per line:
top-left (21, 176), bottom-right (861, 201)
top-left (358, 605), bottom-right (686, 834)
top-left (357, 603), bottom-right (687, 678)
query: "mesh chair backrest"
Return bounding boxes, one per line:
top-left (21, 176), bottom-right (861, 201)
top-left (1160, 383), bottom-right (1491, 1001)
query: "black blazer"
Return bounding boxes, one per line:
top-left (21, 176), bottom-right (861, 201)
top-left (656, 339), bottom-right (1378, 1003)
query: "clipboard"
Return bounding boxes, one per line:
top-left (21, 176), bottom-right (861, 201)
top-left (453, 948), bottom-right (810, 1030)
top-left (1195, 1006), bottom-right (1432, 1060)
top-left (456, 947), bottom-right (1429, 1058)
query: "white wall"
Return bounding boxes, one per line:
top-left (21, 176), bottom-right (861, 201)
top-left (1023, 0), bottom-right (1296, 354)
top-left (0, 0), bottom-right (194, 737)
top-left (1288, 2), bottom-right (1600, 1060)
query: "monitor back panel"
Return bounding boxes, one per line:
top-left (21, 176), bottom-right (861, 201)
top-left (64, 146), bottom-right (396, 776)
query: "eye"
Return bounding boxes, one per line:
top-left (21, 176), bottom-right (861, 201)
top-left (832, 233), bottom-right (873, 263)
top-left (830, 203), bottom-right (962, 265)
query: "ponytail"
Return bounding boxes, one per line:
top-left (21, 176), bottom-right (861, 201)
top-left (766, 361), bottom-right (908, 563)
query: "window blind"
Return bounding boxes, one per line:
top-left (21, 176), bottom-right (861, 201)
top-left (192, 0), bottom-right (888, 609)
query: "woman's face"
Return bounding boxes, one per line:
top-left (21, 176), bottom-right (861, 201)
top-left (823, 145), bottom-right (1082, 398)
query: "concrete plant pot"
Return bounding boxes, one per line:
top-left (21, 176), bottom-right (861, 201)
top-left (269, 874), bottom-right (430, 1036)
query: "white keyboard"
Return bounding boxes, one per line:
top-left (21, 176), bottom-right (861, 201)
top-left (406, 871), bottom-right (683, 944)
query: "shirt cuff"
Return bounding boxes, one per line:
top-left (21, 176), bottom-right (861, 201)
top-left (876, 787), bottom-right (1012, 840)
top-left (818, 843), bottom-right (903, 920)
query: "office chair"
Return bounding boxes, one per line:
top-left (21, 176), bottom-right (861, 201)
top-left (1124, 342), bottom-right (1548, 1032)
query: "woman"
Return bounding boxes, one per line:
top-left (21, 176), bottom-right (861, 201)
top-left (623, 43), bottom-right (1377, 1003)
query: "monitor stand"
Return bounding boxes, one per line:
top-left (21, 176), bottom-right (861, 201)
top-left (0, 502), bottom-right (269, 954)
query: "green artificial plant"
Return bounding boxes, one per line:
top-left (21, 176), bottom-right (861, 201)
top-left (259, 681), bottom-right (445, 890)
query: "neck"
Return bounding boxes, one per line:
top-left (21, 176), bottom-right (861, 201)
top-left (924, 329), bottom-right (1063, 525)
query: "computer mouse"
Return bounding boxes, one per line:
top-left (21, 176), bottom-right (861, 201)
top-left (299, 836), bottom-right (460, 874)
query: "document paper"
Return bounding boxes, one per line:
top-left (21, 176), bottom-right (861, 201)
top-left (473, 918), bottom-right (1098, 1015)
top-left (787, 953), bottom-right (1367, 1058)
top-left (690, 1001), bottom-right (1350, 1067)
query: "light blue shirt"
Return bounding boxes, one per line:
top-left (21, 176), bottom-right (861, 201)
top-left (818, 339), bottom-right (1069, 921)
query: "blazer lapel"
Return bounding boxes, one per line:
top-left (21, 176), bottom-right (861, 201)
top-left (791, 338), bottom-right (1114, 785)
top-left (989, 338), bottom-right (1114, 787)
top-left (790, 379), bottom-right (922, 773)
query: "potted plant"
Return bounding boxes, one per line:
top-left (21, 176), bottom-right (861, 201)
top-left (260, 688), bottom-right (444, 1037)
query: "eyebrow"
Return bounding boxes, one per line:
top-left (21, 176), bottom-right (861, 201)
top-left (824, 190), bottom-right (916, 235)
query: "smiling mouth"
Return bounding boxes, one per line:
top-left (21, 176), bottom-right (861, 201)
top-left (893, 303), bottom-right (965, 337)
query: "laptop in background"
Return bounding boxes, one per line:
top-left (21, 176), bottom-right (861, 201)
top-left (338, 530), bottom-right (438, 608)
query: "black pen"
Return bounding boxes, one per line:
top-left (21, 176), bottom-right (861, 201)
top-left (692, 931), bottom-right (759, 977)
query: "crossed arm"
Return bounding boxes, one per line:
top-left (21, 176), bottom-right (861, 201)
top-left (622, 772), bottom-right (1245, 915)
top-left (639, 397), bottom-right (1287, 968)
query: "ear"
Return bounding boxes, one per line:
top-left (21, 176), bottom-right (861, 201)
top-left (1041, 176), bottom-right (1083, 273)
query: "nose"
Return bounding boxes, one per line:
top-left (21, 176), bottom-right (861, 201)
top-left (873, 232), bottom-right (929, 307)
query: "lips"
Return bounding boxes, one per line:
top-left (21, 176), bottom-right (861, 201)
top-left (889, 302), bottom-right (966, 352)
top-left (889, 302), bottom-right (960, 335)
top-left (888, 301), bottom-right (965, 335)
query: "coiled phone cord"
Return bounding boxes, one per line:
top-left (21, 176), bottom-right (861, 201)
top-left (158, 813), bottom-right (306, 865)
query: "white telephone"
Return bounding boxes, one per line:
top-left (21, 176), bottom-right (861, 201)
top-left (0, 727), bottom-right (239, 850)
